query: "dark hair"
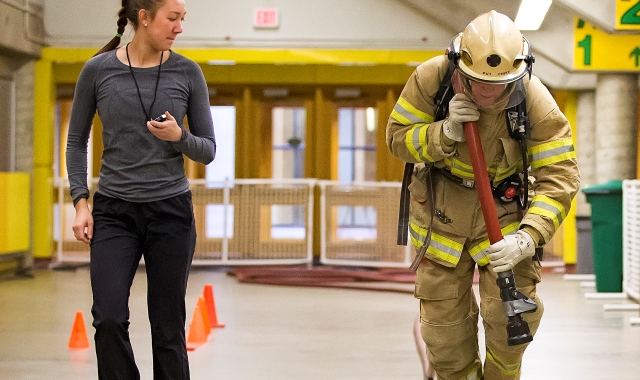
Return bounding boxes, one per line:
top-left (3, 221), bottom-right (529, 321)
top-left (94, 0), bottom-right (164, 56)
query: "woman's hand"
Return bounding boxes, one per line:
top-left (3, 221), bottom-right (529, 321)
top-left (147, 111), bottom-right (183, 142)
top-left (72, 199), bottom-right (93, 244)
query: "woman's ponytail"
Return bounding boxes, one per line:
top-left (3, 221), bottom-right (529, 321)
top-left (94, 1), bottom-right (129, 56)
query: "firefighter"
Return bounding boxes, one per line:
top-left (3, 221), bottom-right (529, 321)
top-left (387, 10), bottom-right (580, 380)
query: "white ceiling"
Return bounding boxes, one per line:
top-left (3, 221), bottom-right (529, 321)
top-left (394, 0), bottom-right (633, 89)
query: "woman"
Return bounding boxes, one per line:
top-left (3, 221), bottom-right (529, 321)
top-left (66, 0), bottom-right (215, 378)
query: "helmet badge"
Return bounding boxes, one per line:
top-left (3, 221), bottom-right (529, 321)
top-left (486, 54), bottom-right (501, 67)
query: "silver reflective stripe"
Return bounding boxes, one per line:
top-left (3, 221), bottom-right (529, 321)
top-left (394, 103), bottom-right (426, 124)
top-left (530, 144), bottom-right (574, 163)
top-left (428, 238), bottom-right (463, 260)
top-left (530, 200), bottom-right (564, 224)
top-left (410, 126), bottom-right (430, 162)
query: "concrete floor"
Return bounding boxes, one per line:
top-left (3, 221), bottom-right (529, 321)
top-left (1, 266), bottom-right (639, 380)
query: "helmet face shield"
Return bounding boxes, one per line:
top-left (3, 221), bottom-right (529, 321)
top-left (459, 74), bottom-right (516, 111)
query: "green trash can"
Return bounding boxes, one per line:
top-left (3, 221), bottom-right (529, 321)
top-left (582, 180), bottom-right (623, 293)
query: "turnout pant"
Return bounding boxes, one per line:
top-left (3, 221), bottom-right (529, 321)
top-left (416, 251), bottom-right (543, 380)
top-left (89, 192), bottom-right (196, 380)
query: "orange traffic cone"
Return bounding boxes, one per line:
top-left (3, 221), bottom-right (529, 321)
top-left (186, 302), bottom-right (208, 351)
top-left (197, 295), bottom-right (211, 333)
top-left (203, 284), bottom-right (225, 328)
top-left (68, 310), bottom-right (90, 350)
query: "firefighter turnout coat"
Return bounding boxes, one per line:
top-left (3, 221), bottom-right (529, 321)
top-left (386, 55), bottom-right (580, 268)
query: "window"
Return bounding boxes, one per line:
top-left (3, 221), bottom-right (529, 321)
top-left (336, 107), bottom-right (378, 239)
top-left (337, 107), bottom-right (377, 182)
top-left (205, 106), bottom-right (236, 183)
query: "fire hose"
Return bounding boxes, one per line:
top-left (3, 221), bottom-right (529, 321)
top-left (453, 71), bottom-right (538, 346)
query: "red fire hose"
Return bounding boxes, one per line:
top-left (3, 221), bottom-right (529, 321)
top-left (452, 71), bottom-right (502, 243)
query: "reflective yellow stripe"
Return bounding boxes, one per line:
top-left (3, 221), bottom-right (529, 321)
top-left (463, 366), bottom-right (483, 380)
top-left (528, 138), bottom-right (576, 169)
top-left (442, 156), bottom-right (521, 185)
top-left (444, 157), bottom-right (475, 179)
top-left (409, 221), bottom-right (428, 246)
top-left (469, 222), bottom-right (520, 265)
top-left (494, 163), bottom-right (519, 183)
top-left (404, 123), bottom-right (434, 162)
top-left (528, 195), bottom-right (567, 228)
top-left (392, 96), bottom-right (434, 125)
top-left (409, 221), bottom-right (463, 265)
top-left (427, 233), bottom-right (463, 265)
top-left (390, 97), bottom-right (435, 163)
top-left (486, 348), bottom-right (521, 376)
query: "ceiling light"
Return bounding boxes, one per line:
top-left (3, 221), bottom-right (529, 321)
top-left (334, 88), bottom-right (361, 98)
top-left (263, 88), bottom-right (289, 97)
top-left (515, 0), bottom-right (552, 31)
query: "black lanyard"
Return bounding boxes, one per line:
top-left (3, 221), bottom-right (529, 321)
top-left (126, 43), bottom-right (163, 121)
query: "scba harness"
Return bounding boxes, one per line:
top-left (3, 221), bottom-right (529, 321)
top-left (396, 59), bottom-right (533, 268)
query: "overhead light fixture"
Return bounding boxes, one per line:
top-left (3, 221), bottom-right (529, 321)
top-left (366, 107), bottom-right (377, 132)
top-left (207, 60), bottom-right (236, 65)
top-left (263, 88), bottom-right (289, 98)
top-left (334, 88), bottom-right (361, 98)
top-left (514, 0), bottom-right (552, 31)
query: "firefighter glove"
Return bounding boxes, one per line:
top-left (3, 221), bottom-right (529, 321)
top-left (486, 230), bottom-right (535, 273)
top-left (443, 93), bottom-right (480, 142)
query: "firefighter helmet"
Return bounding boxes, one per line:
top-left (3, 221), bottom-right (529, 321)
top-left (449, 10), bottom-right (533, 84)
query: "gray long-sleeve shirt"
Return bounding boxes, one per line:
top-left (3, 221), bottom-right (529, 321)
top-left (66, 49), bottom-right (216, 205)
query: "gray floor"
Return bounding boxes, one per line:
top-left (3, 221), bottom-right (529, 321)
top-left (1, 266), bottom-right (640, 380)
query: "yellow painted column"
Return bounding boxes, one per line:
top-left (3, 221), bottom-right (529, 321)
top-left (555, 90), bottom-right (579, 265)
top-left (235, 87), bottom-right (267, 179)
top-left (235, 88), bottom-right (251, 178)
top-left (0, 173), bottom-right (31, 254)
top-left (305, 88), bottom-right (335, 180)
top-left (306, 88), bottom-right (336, 256)
top-left (33, 59), bottom-right (55, 258)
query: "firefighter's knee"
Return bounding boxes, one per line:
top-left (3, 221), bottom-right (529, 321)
top-left (420, 312), bottom-right (480, 372)
top-left (482, 294), bottom-right (544, 357)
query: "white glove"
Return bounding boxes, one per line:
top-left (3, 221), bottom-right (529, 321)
top-left (442, 93), bottom-right (480, 142)
top-left (486, 230), bottom-right (536, 273)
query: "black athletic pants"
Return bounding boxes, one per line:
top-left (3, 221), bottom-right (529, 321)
top-left (89, 191), bottom-right (196, 380)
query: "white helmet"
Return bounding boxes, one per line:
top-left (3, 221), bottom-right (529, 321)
top-left (449, 10), bottom-right (534, 84)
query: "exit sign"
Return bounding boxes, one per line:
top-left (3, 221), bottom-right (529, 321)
top-left (254, 8), bottom-right (279, 29)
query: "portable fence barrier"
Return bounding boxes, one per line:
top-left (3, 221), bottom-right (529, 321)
top-left (318, 180), bottom-right (411, 267)
top-left (55, 178), bottom-right (316, 266)
top-left (623, 180), bottom-right (640, 325)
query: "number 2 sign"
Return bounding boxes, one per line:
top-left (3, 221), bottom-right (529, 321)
top-left (616, 0), bottom-right (640, 30)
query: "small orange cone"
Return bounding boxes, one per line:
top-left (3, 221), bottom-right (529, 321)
top-left (197, 295), bottom-right (211, 333)
top-left (68, 310), bottom-right (90, 350)
top-left (203, 284), bottom-right (225, 328)
top-left (186, 302), bottom-right (208, 351)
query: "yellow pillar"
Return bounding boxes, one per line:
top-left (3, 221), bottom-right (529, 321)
top-left (554, 90), bottom-right (578, 265)
top-left (305, 88), bottom-right (335, 180)
top-left (235, 87), bottom-right (267, 179)
top-left (33, 59), bottom-right (55, 258)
